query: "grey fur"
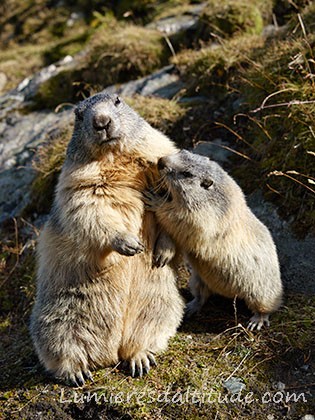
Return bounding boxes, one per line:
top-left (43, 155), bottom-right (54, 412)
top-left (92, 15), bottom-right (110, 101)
top-left (151, 150), bottom-right (283, 331)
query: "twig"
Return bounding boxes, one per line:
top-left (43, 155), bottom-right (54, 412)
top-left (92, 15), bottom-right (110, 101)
top-left (233, 296), bottom-right (238, 326)
top-left (218, 145), bottom-right (253, 161)
top-left (224, 351), bottom-right (251, 383)
top-left (251, 99), bottom-right (315, 114)
top-left (163, 35), bottom-right (176, 58)
top-left (266, 183), bottom-right (283, 196)
top-left (268, 171), bottom-right (315, 194)
top-left (55, 103), bottom-right (75, 113)
top-left (298, 13), bottom-right (307, 39)
top-left (214, 122), bottom-right (259, 151)
top-left (234, 113), bottom-right (272, 141)
top-left (285, 170), bottom-right (315, 181)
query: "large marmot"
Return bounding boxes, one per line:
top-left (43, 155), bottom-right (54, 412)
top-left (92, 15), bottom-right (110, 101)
top-left (30, 93), bottom-right (184, 386)
top-left (147, 150), bottom-right (283, 330)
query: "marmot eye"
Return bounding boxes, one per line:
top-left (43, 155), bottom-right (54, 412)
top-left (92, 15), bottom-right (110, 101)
top-left (201, 179), bottom-right (213, 189)
top-left (182, 171), bottom-right (193, 178)
top-left (114, 96), bottom-right (121, 106)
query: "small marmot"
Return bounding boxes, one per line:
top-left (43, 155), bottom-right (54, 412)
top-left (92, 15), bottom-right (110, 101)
top-left (30, 93), bottom-right (184, 386)
top-left (147, 150), bottom-right (283, 330)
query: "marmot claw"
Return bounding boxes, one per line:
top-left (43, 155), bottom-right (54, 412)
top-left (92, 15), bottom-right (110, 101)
top-left (62, 369), bottom-right (93, 387)
top-left (129, 351), bottom-right (157, 378)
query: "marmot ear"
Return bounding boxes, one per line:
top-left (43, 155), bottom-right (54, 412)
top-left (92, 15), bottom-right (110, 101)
top-left (200, 178), bottom-right (213, 190)
top-left (75, 107), bottom-right (83, 121)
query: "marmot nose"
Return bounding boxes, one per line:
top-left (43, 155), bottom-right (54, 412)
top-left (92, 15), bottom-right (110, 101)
top-left (93, 115), bottom-right (111, 132)
top-left (157, 157), bottom-right (166, 171)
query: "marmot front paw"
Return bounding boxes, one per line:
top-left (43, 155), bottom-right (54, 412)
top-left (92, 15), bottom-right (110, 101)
top-left (143, 190), bottom-right (165, 211)
top-left (112, 233), bottom-right (144, 256)
top-left (153, 231), bottom-right (176, 267)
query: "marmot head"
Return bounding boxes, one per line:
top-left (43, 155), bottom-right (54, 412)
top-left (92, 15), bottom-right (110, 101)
top-left (157, 150), bottom-right (232, 214)
top-left (68, 93), bottom-right (145, 161)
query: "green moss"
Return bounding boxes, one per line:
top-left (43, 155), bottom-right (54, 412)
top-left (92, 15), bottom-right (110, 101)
top-left (198, 0), bottom-right (265, 40)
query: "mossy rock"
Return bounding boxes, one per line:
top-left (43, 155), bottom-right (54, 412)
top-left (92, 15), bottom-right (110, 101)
top-left (32, 68), bottom-right (90, 110)
top-left (87, 24), bottom-right (170, 84)
top-left (197, 0), bottom-right (265, 40)
top-left (173, 34), bottom-right (264, 96)
top-left (33, 23), bottom-right (170, 109)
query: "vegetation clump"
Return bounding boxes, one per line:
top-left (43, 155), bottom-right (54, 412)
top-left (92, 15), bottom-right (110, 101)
top-left (126, 95), bottom-right (186, 135)
top-left (171, 4), bottom-right (315, 233)
top-left (173, 34), bottom-right (264, 96)
top-left (235, 29), bottom-right (315, 233)
top-left (198, 0), bottom-right (265, 40)
top-left (87, 24), bottom-right (169, 84)
top-left (27, 122), bottom-right (73, 215)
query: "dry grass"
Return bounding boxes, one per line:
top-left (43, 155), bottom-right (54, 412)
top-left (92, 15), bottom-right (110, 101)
top-left (125, 95), bottom-right (186, 134)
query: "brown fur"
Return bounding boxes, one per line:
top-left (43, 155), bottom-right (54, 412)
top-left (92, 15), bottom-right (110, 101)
top-left (30, 93), bottom-right (184, 385)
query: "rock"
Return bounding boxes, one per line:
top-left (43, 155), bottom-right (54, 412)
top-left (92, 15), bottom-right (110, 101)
top-left (273, 381), bottom-right (285, 391)
top-left (301, 416), bottom-right (315, 420)
top-left (247, 191), bottom-right (315, 294)
top-left (104, 65), bottom-right (184, 99)
top-left (192, 139), bottom-right (232, 164)
top-left (147, 3), bottom-right (206, 36)
top-left (222, 377), bottom-right (246, 394)
top-left (2, 54), bottom-right (79, 104)
top-left (0, 108), bottom-right (71, 223)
